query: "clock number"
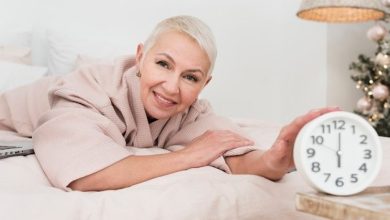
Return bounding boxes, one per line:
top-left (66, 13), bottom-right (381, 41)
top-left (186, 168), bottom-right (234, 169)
top-left (364, 149), bottom-right (372, 159)
top-left (311, 162), bottom-right (321, 173)
top-left (321, 124), bottom-right (331, 134)
top-left (335, 177), bottom-right (344, 187)
top-left (351, 125), bottom-right (356, 134)
top-left (324, 173), bottom-right (331, 182)
top-left (306, 148), bottom-right (315, 158)
top-left (350, 174), bottom-right (358, 183)
top-left (360, 135), bottom-right (368, 145)
top-left (333, 120), bottom-right (345, 130)
top-left (310, 136), bottom-right (324, 145)
top-left (359, 163), bottom-right (368, 172)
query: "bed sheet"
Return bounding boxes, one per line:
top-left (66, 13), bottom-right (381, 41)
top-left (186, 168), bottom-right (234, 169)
top-left (0, 121), bottom-right (389, 220)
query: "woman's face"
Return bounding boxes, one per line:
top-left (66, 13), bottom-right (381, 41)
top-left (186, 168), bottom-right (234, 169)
top-left (136, 31), bottom-right (211, 120)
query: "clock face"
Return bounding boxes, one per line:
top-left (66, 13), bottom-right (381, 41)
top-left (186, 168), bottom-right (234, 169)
top-left (294, 111), bottom-right (382, 196)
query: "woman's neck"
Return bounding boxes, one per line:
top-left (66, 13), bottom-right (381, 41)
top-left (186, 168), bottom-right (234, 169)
top-left (147, 115), bottom-right (157, 124)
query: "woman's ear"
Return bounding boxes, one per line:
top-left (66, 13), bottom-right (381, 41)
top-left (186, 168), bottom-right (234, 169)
top-left (136, 43), bottom-right (144, 66)
top-left (205, 76), bottom-right (212, 87)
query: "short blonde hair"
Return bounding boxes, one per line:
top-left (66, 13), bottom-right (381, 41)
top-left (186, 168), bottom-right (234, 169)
top-left (143, 15), bottom-right (217, 76)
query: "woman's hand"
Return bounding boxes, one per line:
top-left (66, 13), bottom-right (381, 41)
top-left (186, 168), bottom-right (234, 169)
top-left (227, 107), bottom-right (341, 180)
top-left (259, 106), bottom-right (340, 180)
top-left (177, 130), bottom-right (254, 168)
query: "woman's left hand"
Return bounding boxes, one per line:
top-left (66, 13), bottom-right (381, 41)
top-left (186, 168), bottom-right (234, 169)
top-left (260, 106), bottom-right (340, 180)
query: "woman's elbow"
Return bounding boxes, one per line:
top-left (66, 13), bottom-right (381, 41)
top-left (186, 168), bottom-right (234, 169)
top-left (67, 174), bottom-right (116, 192)
top-left (68, 178), bottom-right (97, 191)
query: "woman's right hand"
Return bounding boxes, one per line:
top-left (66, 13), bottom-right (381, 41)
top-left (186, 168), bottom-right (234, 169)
top-left (177, 130), bottom-right (254, 168)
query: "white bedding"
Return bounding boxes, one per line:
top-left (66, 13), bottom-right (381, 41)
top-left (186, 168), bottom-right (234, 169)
top-left (0, 122), bottom-right (389, 220)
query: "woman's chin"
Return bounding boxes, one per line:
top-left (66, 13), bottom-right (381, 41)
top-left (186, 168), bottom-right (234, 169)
top-left (145, 109), bottom-right (175, 120)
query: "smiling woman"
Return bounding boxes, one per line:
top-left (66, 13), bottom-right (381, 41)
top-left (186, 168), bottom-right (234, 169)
top-left (0, 15), bottom-right (338, 191)
top-left (137, 31), bottom-right (211, 120)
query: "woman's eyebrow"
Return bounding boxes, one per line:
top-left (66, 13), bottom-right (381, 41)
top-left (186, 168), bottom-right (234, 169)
top-left (156, 52), bottom-right (206, 77)
top-left (157, 53), bottom-right (175, 64)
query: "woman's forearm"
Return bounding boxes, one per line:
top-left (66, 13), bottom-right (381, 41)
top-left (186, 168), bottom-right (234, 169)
top-left (225, 150), bottom-right (285, 181)
top-left (68, 152), bottom-right (191, 191)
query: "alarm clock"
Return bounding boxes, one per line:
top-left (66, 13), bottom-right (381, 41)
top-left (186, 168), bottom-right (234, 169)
top-left (293, 111), bottom-right (382, 196)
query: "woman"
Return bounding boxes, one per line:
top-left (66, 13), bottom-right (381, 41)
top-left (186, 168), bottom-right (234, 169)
top-left (0, 15), bottom-right (337, 191)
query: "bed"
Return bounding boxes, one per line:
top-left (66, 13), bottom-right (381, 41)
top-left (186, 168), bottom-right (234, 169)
top-left (1, 27), bottom-right (390, 220)
top-left (0, 123), bottom-right (389, 220)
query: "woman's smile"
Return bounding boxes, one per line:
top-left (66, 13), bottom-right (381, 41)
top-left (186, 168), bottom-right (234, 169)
top-left (153, 91), bottom-right (178, 108)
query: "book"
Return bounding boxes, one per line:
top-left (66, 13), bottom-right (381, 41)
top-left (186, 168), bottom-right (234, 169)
top-left (296, 186), bottom-right (390, 219)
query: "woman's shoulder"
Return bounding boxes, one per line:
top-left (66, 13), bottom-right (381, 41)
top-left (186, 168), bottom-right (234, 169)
top-left (189, 99), bottom-right (214, 115)
top-left (54, 55), bottom-right (136, 90)
top-left (64, 55), bottom-right (136, 79)
top-left (177, 99), bottom-right (222, 126)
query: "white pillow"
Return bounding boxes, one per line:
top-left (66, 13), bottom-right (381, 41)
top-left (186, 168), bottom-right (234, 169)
top-left (0, 29), bottom-right (32, 65)
top-left (47, 29), bottom-right (132, 75)
top-left (0, 29), bottom-right (31, 47)
top-left (0, 61), bottom-right (48, 92)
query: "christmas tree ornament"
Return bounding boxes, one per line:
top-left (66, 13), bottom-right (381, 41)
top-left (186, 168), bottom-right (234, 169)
top-left (357, 97), bottom-right (372, 112)
top-left (375, 53), bottom-right (390, 66)
top-left (382, 0), bottom-right (390, 7)
top-left (367, 24), bottom-right (387, 41)
top-left (372, 84), bottom-right (390, 101)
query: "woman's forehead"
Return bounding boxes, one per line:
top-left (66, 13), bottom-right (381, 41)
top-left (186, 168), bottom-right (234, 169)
top-left (147, 31), bottom-right (210, 71)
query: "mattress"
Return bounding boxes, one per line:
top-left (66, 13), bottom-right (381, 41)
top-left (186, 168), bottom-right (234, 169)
top-left (0, 121), bottom-right (389, 220)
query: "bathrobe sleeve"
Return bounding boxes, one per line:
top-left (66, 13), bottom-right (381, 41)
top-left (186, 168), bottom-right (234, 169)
top-left (32, 65), bottom-right (132, 191)
top-left (164, 100), bottom-right (259, 173)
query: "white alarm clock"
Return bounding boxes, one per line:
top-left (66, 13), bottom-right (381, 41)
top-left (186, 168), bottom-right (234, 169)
top-left (293, 111), bottom-right (382, 196)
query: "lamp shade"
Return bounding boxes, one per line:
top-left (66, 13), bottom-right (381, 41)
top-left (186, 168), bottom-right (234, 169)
top-left (297, 0), bottom-right (386, 23)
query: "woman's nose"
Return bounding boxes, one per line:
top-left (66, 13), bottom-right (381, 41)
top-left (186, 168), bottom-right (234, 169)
top-left (162, 74), bottom-right (180, 95)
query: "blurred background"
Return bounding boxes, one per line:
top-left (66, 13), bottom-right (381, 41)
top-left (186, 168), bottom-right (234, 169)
top-left (0, 0), bottom-right (376, 124)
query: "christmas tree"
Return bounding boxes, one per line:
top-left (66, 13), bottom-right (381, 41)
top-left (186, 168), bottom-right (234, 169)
top-left (350, 14), bottom-right (390, 137)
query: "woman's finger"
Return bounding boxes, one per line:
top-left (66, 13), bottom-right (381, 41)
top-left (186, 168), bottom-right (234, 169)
top-left (277, 106), bottom-right (340, 140)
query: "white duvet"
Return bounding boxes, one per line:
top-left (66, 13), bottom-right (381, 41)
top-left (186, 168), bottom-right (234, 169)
top-left (0, 121), bottom-right (389, 220)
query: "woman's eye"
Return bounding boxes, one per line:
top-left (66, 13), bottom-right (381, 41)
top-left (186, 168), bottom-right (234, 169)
top-left (156, 60), bottom-right (170, 69)
top-left (183, 74), bottom-right (199, 83)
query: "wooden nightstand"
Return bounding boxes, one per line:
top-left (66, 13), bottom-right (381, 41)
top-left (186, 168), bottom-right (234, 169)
top-left (296, 186), bottom-right (390, 220)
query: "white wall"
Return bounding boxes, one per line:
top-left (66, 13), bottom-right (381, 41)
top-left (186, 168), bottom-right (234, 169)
top-left (326, 23), bottom-right (377, 112)
top-left (1, 0), bottom-right (330, 124)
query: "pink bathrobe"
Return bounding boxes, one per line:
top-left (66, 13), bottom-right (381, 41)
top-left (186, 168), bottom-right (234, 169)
top-left (0, 56), bottom-right (257, 190)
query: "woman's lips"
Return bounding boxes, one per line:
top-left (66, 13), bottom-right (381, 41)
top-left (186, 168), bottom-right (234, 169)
top-left (153, 91), bottom-right (177, 107)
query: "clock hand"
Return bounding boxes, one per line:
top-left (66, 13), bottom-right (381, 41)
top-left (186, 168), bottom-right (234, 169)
top-left (337, 132), bottom-right (342, 168)
top-left (319, 143), bottom-right (336, 152)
